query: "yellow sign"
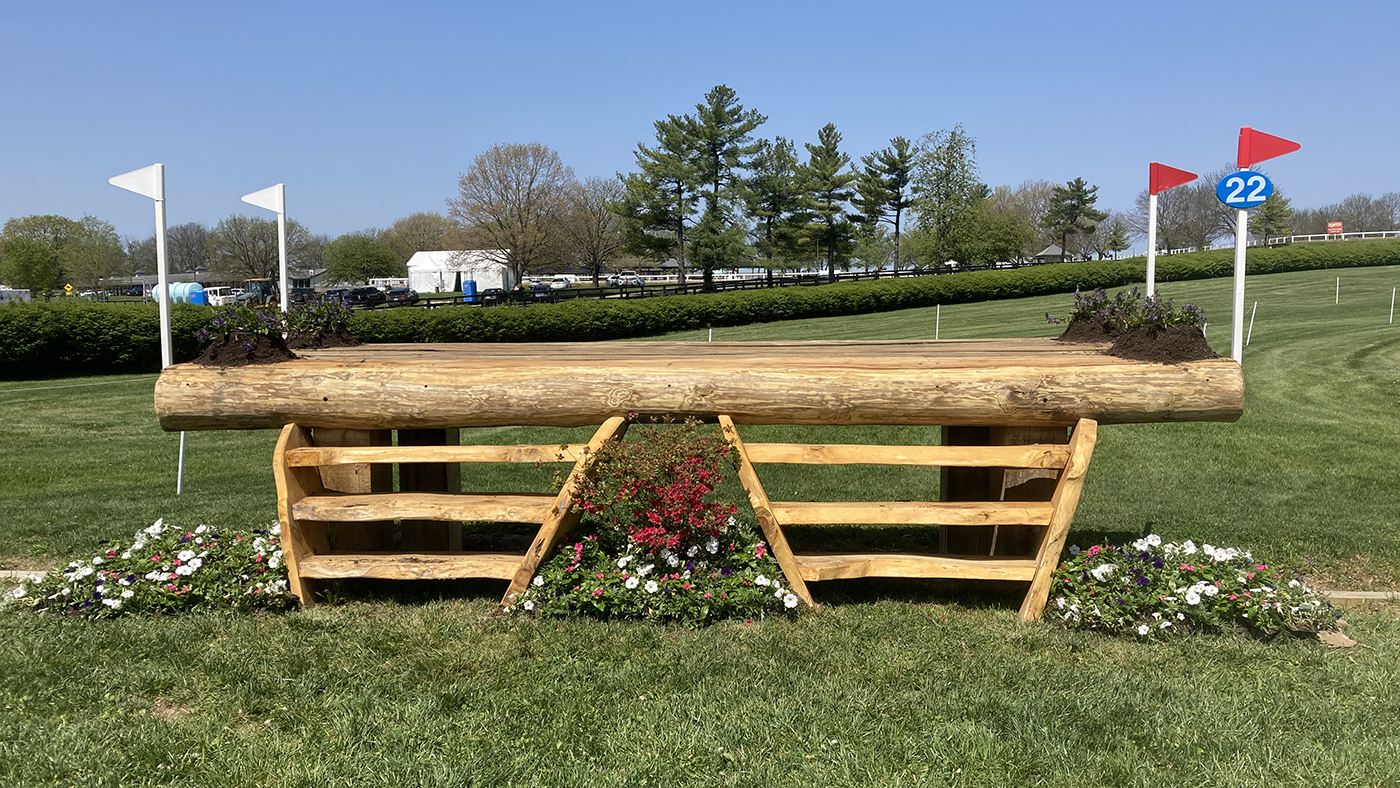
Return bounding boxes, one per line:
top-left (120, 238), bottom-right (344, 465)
top-left (64, 283), bottom-right (73, 295)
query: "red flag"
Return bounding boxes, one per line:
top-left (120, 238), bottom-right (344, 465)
top-left (1149, 163), bottom-right (1197, 195)
top-left (1237, 127), bottom-right (1300, 168)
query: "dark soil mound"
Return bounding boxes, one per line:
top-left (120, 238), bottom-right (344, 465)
top-left (287, 327), bottom-right (361, 350)
top-left (1109, 325), bottom-right (1218, 364)
top-left (195, 333), bottom-right (298, 366)
top-left (1056, 320), bottom-right (1120, 344)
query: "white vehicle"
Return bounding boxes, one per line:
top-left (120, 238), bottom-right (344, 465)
top-left (549, 276), bottom-right (571, 290)
top-left (203, 286), bottom-right (239, 306)
top-left (616, 270), bottom-right (644, 286)
top-left (0, 288), bottom-right (31, 304)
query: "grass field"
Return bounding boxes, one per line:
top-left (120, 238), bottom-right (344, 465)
top-left (2, 265), bottom-right (1399, 786)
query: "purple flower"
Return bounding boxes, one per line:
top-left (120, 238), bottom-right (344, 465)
top-left (1135, 577), bottom-right (1150, 585)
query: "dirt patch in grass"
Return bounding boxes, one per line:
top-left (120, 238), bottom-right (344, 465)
top-left (194, 334), bottom-right (298, 366)
top-left (287, 328), bottom-right (360, 350)
top-left (149, 699), bottom-right (192, 722)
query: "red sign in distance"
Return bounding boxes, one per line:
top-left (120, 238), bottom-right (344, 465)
top-left (1149, 163), bottom-right (1198, 195)
top-left (1328, 221), bottom-right (1344, 234)
top-left (1237, 127), bottom-right (1301, 168)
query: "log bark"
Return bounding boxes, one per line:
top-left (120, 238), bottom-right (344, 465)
top-left (155, 340), bottom-right (1243, 431)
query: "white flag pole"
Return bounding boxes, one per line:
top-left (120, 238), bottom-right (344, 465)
top-left (241, 183), bottom-right (288, 313)
top-left (1146, 192), bottom-right (1159, 297)
top-left (1231, 202), bottom-right (1248, 363)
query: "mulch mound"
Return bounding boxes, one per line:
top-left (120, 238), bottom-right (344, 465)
top-left (194, 334), bottom-right (298, 367)
top-left (1057, 320), bottom-right (1218, 363)
top-left (287, 328), bottom-right (361, 350)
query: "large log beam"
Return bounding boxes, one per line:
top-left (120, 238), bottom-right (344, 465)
top-left (154, 340), bottom-right (1244, 431)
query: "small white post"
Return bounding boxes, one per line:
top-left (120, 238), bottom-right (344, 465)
top-left (936, 304), bottom-right (941, 339)
top-left (1246, 301), bottom-right (1257, 345)
top-left (176, 431), bottom-right (187, 495)
top-left (708, 328), bottom-right (712, 342)
top-left (1336, 277), bottom-right (1340, 305)
top-left (1146, 192), bottom-right (1159, 296)
top-left (1391, 287), bottom-right (1395, 324)
top-left (1231, 207), bottom-right (1248, 362)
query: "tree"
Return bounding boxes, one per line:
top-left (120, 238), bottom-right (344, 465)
top-left (911, 125), bottom-right (979, 266)
top-left (1129, 165), bottom-right (1239, 253)
top-left (382, 212), bottom-right (452, 264)
top-left (125, 235), bottom-right (156, 275)
top-left (1104, 220), bottom-right (1131, 259)
top-left (1, 214), bottom-right (83, 286)
top-left (207, 214), bottom-right (318, 279)
top-left (852, 136), bottom-right (915, 270)
top-left (742, 137), bottom-right (805, 283)
top-left (1250, 190), bottom-right (1294, 243)
top-left (616, 115), bottom-right (701, 280)
top-left (562, 176), bottom-right (625, 286)
top-left (63, 216), bottom-right (127, 288)
top-left (324, 231), bottom-right (403, 284)
top-left (1041, 178), bottom-right (1108, 262)
top-left (911, 198), bottom-right (1032, 268)
top-left (684, 85), bottom-right (766, 288)
top-left (447, 142), bottom-right (577, 285)
top-left (798, 123), bottom-right (856, 282)
top-left (0, 237), bottom-right (60, 293)
top-left (166, 223), bottom-right (210, 273)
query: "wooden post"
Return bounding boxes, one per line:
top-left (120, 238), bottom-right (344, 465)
top-left (940, 425), bottom-right (1067, 556)
top-left (311, 428), bottom-right (393, 551)
top-left (273, 424), bottom-right (330, 607)
top-left (1019, 420), bottom-right (1097, 622)
top-left (397, 428), bottom-right (462, 551)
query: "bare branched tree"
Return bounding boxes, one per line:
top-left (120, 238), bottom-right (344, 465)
top-left (446, 142), bottom-right (577, 283)
top-left (562, 176), bottom-right (625, 286)
top-left (382, 212), bottom-right (453, 264)
top-left (166, 222), bottom-right (209, 273)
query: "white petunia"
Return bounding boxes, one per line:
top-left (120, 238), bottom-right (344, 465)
top-left (705, 538), bottom-right (719, 554)
top-left (92, 557), bottom-right (104, 565)
top-left (755, 575), bottom-right (770, 587)
top-left (784, 593), bottom-right (798, 609)
top-left (1185, 590), bottom-right (1201, 605)
top-left (666, 555), bottom-right (680, 568)
top-left (121, 589), bottom-right (134, 599)
top-left (1132, 538), bottom-right (1149, 551)
top-left (271, 523), bottom-right (281, 536)
top-left (523, 600), bottom-right (535, 611)
top-left (60, 587), bottom-right (71, 596)
top-left (774, 588), bottom-right (784, 599)
top-left (1089, 564), bottom-right (1116, 582)
top-left (1202, 585), bottom-right (1219, 597)
top-left (617, 556), bottom-right (631, 569)
top-left (175, 565), bottom-right (194, 576)
top-left (120, 552), bottom-right (131, 560)
top-left (1160, 621), bottom-right (1171, 628)
top-left (177, 550), bottom-right (196, 562)
top-left (266, 556), bottom-right (278, 569)
top-left (1137, 624), bottom-right (1150, 636)
top-left (625, 577), bottom-right (640, 590)
top-left (1056, 597), bottom-right (1066, 609)
top-left (644, 580), bottom-right (659, 594)
top-left (195, 524), bottom-right (208, 534)
top-left (1182, 540), bottom-right (1197, 555)
top-left (686, 546), bottom-right (699, 558)
top-left (1146, 534), bottom-right (1162, 547)
top-left (532, 576), bottom-right (545, 587)
top-left (638, 564), bottom-right (654, 577)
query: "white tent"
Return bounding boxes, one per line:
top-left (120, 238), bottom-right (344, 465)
top-left (406, 250), bottom-right (514, 293)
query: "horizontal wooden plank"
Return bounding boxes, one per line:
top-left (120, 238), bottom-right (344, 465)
top-left (286, 444), bottom-right (586, 467)
top-left (293, 493), bottom-right (556, 523)
top-left (794, 552), bottom-right (1037, 582)
top-left (743, 443), bottom-right (1069, 468)
top-left (298, 552), bottom-right (522, 581)
top-left (768, 501), bottom-right (1053, 526)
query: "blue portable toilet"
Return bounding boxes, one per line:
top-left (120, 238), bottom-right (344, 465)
top-left (462, 280), bottom-right (478, 304)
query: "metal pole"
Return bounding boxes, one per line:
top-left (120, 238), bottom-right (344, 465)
top-left (1231, 206), bottom-right (1248, 362)
top-left (277, 185), bottom-right (289, 314)
top-left (1146, 192), bottom-right (1158, 296)
top-left (1246, 301), bottom-right (1257, 345)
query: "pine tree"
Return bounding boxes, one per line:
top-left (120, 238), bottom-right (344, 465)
top-left (852, 136), bottom-right (915, 271)
top-left (1041, 178), bottom-right (1108, 262)
top-left (682, 85), bottom-right (766, 288)
top-left (1105, 220), bottom-right (1130, 260)
top-left (1250, 190), bottom-right (1294, 244)
top-left (615, 115), bottom-right (699, 278)
top-left (798, 124), bottom-right (856, 282)
top-left (743, 137), bottom-right (804, 283)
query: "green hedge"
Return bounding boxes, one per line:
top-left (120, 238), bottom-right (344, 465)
top-left (4, 239), bottom-right (1399, 378)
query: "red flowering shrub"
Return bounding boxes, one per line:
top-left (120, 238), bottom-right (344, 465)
top-left (573, 419), bottom-right (740, 552)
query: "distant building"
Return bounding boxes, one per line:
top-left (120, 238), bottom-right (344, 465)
top-left (406, 250), bottom-right (515, 293)
top-left (1034, 245), bottom-right (1068, 264)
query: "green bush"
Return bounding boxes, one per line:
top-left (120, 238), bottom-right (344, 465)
top-left (3, 240), bottom-right (1399, 377)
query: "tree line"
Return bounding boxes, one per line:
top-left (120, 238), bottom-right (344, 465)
top-left (4, 85), bottom-right (1396, 294)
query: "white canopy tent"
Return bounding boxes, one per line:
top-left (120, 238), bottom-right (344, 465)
top-left (406, 250), bottom-right (514, 293)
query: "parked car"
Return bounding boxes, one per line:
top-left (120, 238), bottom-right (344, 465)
top-left (123, 285), bottom-right (146, 297)
top-left (345, 287), bottom-right (387, 307)
top-left (289, 287), bottom-right (319, 304)
top-left (549, 276), bottom-right (571, 290)
top-left (385, 287), bottom-right (419, 305)
top-left (323, 288), bottom-right (351, 302)
top-left (478, 287), bottom-right (507, 305)
top-left (529, 283), bottom-right (554, 299)
top-left (617, 270), bottom-right (644, 286)
top-left (203, 286), bottom-right (238, 307)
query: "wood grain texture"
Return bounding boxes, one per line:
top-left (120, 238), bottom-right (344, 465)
top-left (502, 417), bottom-right (630, 605)
top-left (719, 416), bottom-right (815, 606)
top-left (299, 552), bottom-right (521, 581)
top-left (1018, 418), bottom-right (1098, 622)
top-left (396, 428), bottom-right (461, 551)
top-left (794, 553), bottom-right (1038, 582)
top-left (293, 492), bottom-right (556, 524)
top-left (286, 444), bottom-right (587, 466)
top-left (311, 428), bottom-right (393, 551)
top-left (154, 340), bottom-right (1243, 431)
top-left (272, 424), bottom-right (328, 607)
top-left (769, 501), bottom-right (1053, 526)
top-left (744, 442), bottom-right (1070, 468)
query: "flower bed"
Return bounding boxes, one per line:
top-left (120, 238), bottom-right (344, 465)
top-left (1049, 287), bottom-right (1215, 363)
top-left (3, 519), bottom-right (295, 617)
top-left (1050, 535), bottom-right (1339, 638)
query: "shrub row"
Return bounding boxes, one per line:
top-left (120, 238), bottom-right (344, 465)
top-left (4, 239), bottom-right (1399, 378)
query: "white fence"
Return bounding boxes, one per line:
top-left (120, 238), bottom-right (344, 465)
top-left (1160, 230), bottom-right (1400, 256)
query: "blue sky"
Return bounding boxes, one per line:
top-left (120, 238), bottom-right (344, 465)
top-left (2, 0), bottom-right (1396, 245)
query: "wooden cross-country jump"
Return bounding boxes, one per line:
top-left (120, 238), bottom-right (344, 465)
top-left (154, 339), bottom-right (1243, 621)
